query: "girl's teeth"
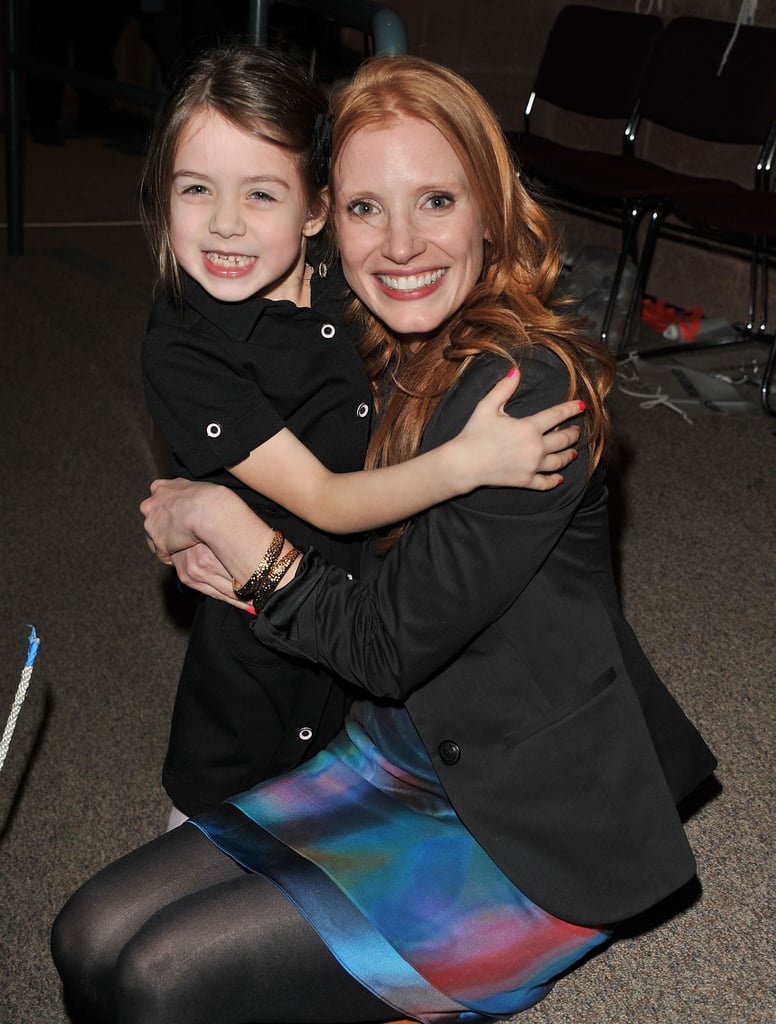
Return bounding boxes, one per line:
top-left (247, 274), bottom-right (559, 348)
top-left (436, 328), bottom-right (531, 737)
top-left (207, 252), bottom-right (253, 267)
top-left (378, 269), bottom-right (446, 291)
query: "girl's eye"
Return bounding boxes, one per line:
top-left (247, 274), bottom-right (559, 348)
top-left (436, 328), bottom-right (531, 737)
top-left (248, 190), bottom-right (275, 203)
top-left (348, 199), bottom-right (377, 217)
top-left (424, 193), bottom-right (454, 210)
top-left (180, 183), bottom-right (209, 196)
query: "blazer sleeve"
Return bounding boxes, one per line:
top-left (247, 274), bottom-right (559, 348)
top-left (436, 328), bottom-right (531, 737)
top-left (255, 349), bottom-right (592, 699)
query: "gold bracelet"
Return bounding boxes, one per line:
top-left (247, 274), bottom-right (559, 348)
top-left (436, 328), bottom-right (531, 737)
top-left (232, 529), bottom-right (284, 600)
top-left (252, 547), bottom-right (302, 613)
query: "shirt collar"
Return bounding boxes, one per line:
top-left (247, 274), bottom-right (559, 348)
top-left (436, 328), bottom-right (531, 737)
top-left (181, 262), bottom-right (349, 341)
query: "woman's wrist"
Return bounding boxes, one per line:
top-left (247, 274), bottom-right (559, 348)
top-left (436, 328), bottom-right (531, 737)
top-left (193, 487), bottom-right (270, 579)
top-left (231, 528), bottom-right (302, 613)
top-left (197, 487), bottom-right (302, 599)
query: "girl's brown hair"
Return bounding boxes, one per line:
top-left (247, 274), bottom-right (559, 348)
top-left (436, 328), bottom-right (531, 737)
top-left (330, 55), bottom-right (615, 542)
top-left (140, 42), bottom-right (329, 299)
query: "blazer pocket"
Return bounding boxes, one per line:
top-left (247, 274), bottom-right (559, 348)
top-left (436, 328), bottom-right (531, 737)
top-left (501, 666), bottom-right (617, 749)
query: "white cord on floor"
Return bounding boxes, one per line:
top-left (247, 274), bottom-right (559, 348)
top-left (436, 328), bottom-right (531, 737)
top-left (0, 626), bottom-right (41, 774)
top-left (617, 354), bottom-right (695, 425)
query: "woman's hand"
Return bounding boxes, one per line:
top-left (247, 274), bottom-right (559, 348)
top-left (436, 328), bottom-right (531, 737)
top-left (140, 477), bottom-right (299, 601)
top-left (171, 544), bottom-right (253, 611)
top-left (453, 368), bottom-right (583, 491)
top-left (140, 478), bottom-right (235, 562)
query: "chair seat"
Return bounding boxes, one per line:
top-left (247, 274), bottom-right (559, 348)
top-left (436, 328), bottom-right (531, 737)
top-left (668, 181), bottom-right (776, 240)
top-left (508, 132), bottom-right (736, 206)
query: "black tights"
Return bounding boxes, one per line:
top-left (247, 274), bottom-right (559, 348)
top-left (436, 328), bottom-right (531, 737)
top-left (51, 824), bottom-right (397, 1024)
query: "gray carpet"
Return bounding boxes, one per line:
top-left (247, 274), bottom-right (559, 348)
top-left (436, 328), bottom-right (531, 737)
top-left (1, 140), bottom-right (774, 1023)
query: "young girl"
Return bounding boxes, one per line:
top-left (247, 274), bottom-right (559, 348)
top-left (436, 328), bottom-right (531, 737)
top-left (140, 43), bottom-right (582, 822)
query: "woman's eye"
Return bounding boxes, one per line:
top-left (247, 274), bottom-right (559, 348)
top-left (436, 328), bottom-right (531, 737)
top-left (424, 193), bottom-right (454, 210)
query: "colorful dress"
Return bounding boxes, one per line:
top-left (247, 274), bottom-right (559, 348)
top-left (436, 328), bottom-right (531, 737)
top-left (193, 700), bottom-right (609, 1022)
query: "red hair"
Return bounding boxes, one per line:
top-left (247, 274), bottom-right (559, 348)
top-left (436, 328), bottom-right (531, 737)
top-left (330, 57), bottom-right (615, 544)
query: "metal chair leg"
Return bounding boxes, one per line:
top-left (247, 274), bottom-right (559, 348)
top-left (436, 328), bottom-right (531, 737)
top-left (761, 335), bottom-right (776, 415)
top-left (599, 203), bottom-right (643, 354)
top-left (615, 204), bottom-right (666, 357)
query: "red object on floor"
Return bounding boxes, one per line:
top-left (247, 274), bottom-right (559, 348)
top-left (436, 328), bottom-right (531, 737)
top-left (641, 296), bottom-right (704, 340)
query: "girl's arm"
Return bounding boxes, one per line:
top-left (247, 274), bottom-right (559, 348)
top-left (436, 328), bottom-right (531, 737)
top-left (228, 368), bottom-right (582, 534)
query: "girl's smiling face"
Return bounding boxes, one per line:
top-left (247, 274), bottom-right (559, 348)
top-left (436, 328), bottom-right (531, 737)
top-left (169, 109), bottom-right (326, 305)
top-left (332, 115), bottom-right (487, 342)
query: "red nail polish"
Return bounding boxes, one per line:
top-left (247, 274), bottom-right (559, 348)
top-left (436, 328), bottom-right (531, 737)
top-left (571, 449), bottom-right (578, 460)
top-left (577, 400), bottom-right (586, 411)
top-left (506, 367), bottom-right (517, 378)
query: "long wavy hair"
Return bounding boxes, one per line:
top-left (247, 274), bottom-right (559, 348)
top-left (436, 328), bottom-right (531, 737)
top-left (140, 42), bottom-right (329, 299)
top-left (329, 56), bottom-right (615, 544)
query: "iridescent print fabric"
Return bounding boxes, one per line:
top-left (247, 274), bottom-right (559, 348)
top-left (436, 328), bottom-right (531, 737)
top-left (193, 702), bottom-right (608, 1022)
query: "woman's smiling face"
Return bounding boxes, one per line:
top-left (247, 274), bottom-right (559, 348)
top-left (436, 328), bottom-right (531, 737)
top-left (332, 115), bottom-right (487, 341)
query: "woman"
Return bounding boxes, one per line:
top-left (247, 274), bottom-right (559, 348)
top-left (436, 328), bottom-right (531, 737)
top-left (51, 56), bottom-right (716, 1024)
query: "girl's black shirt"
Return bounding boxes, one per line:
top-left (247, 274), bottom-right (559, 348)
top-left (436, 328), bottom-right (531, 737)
top-left (142, 264), bottom-right (371, 573)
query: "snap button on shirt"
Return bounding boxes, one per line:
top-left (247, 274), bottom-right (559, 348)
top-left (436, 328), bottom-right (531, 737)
top-left (298, 727), bottom-right (313, 741)
top-left (206, 422), bottom-right (222, 438)
top-left (356, 403), bottom-right (369, 419)
top-left (320, 323), bottom-right (336, 339)
top-left (437, 740), bottom-right (461, 765)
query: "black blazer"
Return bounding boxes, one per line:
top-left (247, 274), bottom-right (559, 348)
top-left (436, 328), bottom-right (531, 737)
top-left (256, 347), bottom-right (717, 927)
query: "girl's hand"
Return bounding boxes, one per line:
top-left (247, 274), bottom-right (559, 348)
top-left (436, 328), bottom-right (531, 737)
top-left (454, 369), bottom-right (583, 491)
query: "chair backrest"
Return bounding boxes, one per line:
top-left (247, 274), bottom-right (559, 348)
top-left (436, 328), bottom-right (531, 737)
top-left (638, 16), bottom-right (776, 146)
top-left (527, 4), bottom-right (663, 123)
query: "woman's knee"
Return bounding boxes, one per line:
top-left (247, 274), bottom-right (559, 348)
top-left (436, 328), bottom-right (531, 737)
top-left (114, 923), bottom-right (194, 1024)
top-left (51, 880), bottom-right (126, 1022)
top-left (51, 885), bottom-right (102, 985)
top-left (51, 862), bottom-right (149, 998)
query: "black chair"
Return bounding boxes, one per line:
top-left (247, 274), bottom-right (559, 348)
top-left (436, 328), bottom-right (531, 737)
top-left (608, 16), bottom-right (776, 413)
top-left (506, 4), bottom-right (665, 349)
top-left (509, 11), bottom-right (776, 401)
top-left (633, 175), bottom-right (776, 415)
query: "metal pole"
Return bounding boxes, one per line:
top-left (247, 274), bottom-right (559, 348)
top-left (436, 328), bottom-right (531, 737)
top-left (4, 0), bottom-right (23, 256)
top-left (247, 0), bottom-right (271, 45)
top-left (370, 5), bottom-right (408, 54)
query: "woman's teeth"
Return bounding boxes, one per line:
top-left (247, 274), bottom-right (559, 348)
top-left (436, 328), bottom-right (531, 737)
top-left (378, 269), bottom-right (446, 291)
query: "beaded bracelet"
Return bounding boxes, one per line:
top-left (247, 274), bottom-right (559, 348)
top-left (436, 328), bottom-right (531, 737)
top-left (251, 546), bottom-right (302, 613)
top-left (232, 529), bottom-right (284, 600)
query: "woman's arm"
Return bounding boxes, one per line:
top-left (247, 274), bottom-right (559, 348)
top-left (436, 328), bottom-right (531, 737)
top-left (227, 369), bottom-right (583, 534)
top-left (250, 354), bottom-right (594, 697)
top-left (142, 353), bottom-right (592, 696)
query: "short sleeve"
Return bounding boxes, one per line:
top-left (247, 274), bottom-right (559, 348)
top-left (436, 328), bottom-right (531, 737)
top-left (142, 312), bottom-right (284, 477)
